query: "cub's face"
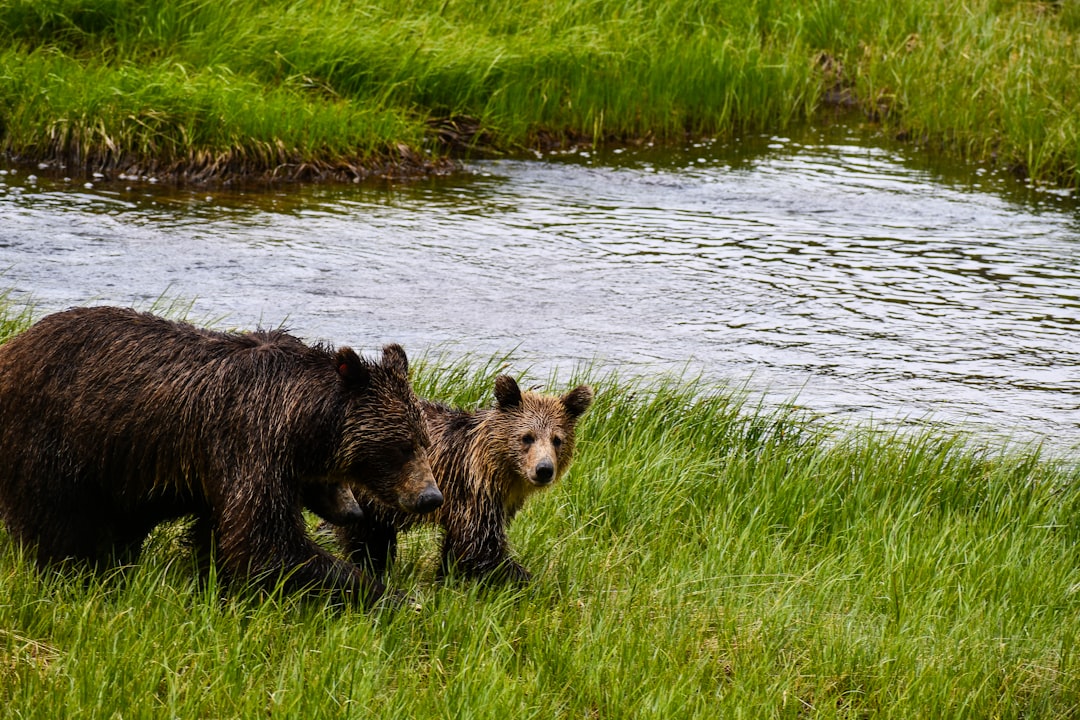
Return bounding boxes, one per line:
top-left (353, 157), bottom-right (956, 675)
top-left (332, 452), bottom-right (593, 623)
top-left (333, 344), bottom-right (442, 515)
top-left (492, 375), bottom-right (594, 498)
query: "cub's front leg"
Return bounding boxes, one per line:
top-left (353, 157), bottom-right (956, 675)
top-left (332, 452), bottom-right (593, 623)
top-left (438, 503), bottom-right (530, 584)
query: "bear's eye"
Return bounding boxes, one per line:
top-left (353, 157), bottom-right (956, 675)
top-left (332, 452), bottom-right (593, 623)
top-left (552, 435), bottom-right (563, 449)
top-left (392, 442), bottom-right (415, 464)
top-left (522, 433), bottom-right (535, 446)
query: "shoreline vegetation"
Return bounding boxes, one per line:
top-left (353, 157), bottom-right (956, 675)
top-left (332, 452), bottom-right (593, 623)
top-left (0, 0), bottom-right (1078, 186)
top-left (0, 302), bottom-right (1078, 716)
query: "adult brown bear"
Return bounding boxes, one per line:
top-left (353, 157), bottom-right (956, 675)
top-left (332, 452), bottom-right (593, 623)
top-left (0, 306), bottom-right (441, 606)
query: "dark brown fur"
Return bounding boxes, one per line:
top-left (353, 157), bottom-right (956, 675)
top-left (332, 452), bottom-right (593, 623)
top-left (0, 306), bottom-right (441, 606)
top-left (332, 375), bottom-right (593, 582)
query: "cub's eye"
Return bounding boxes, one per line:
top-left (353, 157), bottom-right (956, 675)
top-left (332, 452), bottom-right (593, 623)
top-left (552, 435), bottom-right (563, 449)
top-left (522, 433), bottom-right (535, 446)
top-left (394, 443), bottom-right (415, 463)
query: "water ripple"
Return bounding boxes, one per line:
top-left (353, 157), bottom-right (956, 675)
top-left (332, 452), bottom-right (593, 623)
top-left (1, 130), bottom-right (1078, 451)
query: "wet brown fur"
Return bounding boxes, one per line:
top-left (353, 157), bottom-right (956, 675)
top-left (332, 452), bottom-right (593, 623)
top-left (332, 375), bottom-right (593, 582)
top-left (0, 306), bottom-right (439, 606)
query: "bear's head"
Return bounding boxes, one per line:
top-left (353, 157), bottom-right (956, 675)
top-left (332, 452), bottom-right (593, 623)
top-left (489, 375), bottom-right (593, 510)
top-left (330, 344), bottom-right (442, 515)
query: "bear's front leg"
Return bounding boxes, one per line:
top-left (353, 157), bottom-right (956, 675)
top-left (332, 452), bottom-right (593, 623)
top-left (215, 481), bottom-right (389, 607)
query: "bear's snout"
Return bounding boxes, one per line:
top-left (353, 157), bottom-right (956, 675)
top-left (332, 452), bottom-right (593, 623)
top-left (392, 452), bottom-right (443, 514)
top-left (412, 484), bottom-right (445, 514)
top-left (532, 459), bottom-right (555, 485)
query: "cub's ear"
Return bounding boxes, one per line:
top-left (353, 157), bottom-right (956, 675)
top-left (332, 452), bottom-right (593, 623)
top-left (335, 347), bottom-right (371, 388)
top-left (561, 385), bottom-right (594, 419)
top-left (494, 375), bottom-right (522, 410)
top-left (381, 343), bottom-right (409, 376)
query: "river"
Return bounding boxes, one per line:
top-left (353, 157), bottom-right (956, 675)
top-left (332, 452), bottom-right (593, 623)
top-left (2, 125), bottom-right (1078, 453)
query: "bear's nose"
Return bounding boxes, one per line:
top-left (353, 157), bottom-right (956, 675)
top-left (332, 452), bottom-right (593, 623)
top-left (534, 460), bottom-right (555, 484)
top-left (413, 485), bottom-right (444, 514)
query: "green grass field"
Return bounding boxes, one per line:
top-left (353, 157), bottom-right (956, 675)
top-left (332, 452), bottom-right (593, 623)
top-left (1, 0), bottom-right (1078, 187)
top-left (0, 306), bottom-right (1077, 717)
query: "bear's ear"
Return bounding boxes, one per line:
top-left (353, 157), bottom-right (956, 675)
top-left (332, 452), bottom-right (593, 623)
top-left (494, 375), bottom-right (522, 410)
top-left (561, 385), bottom-right (594, 419)
top-left (381, 343), bottom-right (409, 377)
top-left (335, 347), bottom-right (371, 388)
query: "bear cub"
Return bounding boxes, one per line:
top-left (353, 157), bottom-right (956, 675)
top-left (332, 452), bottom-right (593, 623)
top-left (331, 375), bottom-right (593, 583)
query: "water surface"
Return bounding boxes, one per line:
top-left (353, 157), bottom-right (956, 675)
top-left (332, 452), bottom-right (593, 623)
top-left (2, 127), bottom-right (1078, 452)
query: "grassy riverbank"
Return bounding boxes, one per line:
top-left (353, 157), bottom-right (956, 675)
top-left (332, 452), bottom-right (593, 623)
top-left (0, 0), bottom-right (1077, 186)
top-left (0, 307), bottom-right (1078, 717)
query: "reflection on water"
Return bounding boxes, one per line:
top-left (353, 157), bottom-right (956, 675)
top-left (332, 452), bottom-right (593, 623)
top-left (1, 127), bottom-right (1078, 452)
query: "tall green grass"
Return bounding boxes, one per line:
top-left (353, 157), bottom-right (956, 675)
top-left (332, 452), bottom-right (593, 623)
top-left (1, 0), bottom-right (1077, 186)
top-left (0, 291), bottom-right (32, 344)
top-left (0, 46), bottom-right (426, 180)
top-left (1, 308), bottom-right (1077, 717)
